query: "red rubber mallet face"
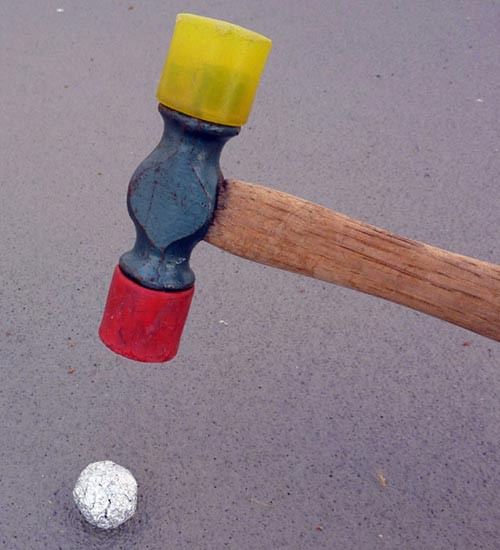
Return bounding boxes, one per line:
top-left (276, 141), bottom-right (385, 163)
top-left (99, 266), bottom-right (194, 363)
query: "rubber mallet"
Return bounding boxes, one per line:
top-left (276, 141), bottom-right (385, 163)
top-left (99, 14), bottom-right (500, 362)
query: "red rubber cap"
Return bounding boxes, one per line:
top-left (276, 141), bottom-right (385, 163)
top-left (99, 266), bottom-right (194, 363)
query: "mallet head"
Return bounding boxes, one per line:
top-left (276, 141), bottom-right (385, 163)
top-left (99, 14), bottom-right (271, 362)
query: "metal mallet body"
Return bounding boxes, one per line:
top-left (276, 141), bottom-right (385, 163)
top-left (121, 105), bottom-right (239, 292)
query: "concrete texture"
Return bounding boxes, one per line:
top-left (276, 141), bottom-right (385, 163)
top-left (1, 1), bottom-right (499, 548)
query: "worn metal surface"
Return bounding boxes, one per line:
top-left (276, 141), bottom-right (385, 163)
top-left (73, 461), bottom-right (137, 529)
top-left (1, 1), bottom-right (499, 549)
top-left (120, 104), bottom-right (239, 290)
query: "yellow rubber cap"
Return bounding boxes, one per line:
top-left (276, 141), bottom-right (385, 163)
top-left (157, 14), bottom-right (272, 126)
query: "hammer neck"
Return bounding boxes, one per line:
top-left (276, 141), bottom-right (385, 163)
top-left (158, 103), bottom-right (241, 139)
top-left (156, 104), bottom-right (241, 172)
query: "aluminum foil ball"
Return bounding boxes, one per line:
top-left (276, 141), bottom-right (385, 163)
top-left (73, 460), bottom-right (137, 529)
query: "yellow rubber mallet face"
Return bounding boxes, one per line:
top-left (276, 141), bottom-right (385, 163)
top-left (156, 13), bottom-right (272, 127)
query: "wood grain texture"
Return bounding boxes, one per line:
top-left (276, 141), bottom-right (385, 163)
top-left (205, 179), bottom-right (500, 341)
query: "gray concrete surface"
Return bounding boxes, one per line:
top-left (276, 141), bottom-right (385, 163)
top-left (1, 1), bottom-right (499, 548)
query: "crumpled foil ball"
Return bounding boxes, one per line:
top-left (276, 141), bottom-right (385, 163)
top-left (73, 460), bottom-right (138, 529)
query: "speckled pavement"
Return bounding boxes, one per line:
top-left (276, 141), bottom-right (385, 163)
top-left (1, 1), bottom-right (499, 548)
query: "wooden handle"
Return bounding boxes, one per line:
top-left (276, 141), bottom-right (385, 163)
top-left (205, 179), bottom-right (500, 342)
